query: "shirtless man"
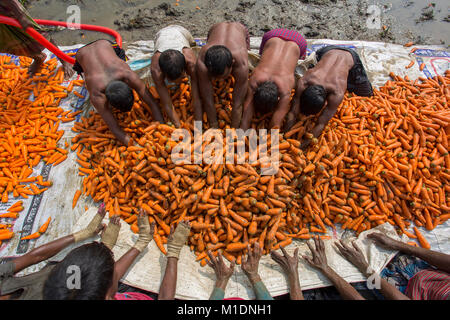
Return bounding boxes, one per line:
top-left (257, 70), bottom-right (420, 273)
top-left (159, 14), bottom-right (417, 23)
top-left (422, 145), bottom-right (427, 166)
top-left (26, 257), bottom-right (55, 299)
top-left (150, 25), bottom-right (200, 128)
top-left (289, 45), bottom-right (373, 149)
top-left (196, 22), bottom-right (250, 128)
top-left (73, 39), bottom-right (164, 145)
top-left (240, 29), bottom-right (307, 130)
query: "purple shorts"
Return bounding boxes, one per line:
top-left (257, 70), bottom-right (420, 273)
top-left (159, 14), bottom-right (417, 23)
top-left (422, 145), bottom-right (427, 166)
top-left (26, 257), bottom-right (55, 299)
top-left (259, 29), bottom-right (307, 59)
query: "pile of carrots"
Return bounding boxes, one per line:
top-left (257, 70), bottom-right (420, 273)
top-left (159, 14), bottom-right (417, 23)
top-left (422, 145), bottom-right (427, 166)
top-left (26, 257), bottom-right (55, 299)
top-left (0, 54), bottom-right (83, 245)
top-left (71, 69), bottom-right (449, 265)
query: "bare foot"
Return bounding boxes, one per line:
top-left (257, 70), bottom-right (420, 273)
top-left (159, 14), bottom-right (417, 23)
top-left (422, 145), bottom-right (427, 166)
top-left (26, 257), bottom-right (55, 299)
top-left (28, 52), bottom-right (46, 76)
top-left (60, 60), bottom-right (75, 80)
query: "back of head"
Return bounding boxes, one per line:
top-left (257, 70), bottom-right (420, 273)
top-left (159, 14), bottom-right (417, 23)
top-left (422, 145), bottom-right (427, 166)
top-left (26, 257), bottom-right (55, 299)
top-left (43, 242), bottom-right (115, 300)
top-left (159, 49), bottom-right (186, 81)
top-left (299, 85), bottom-right (326, 115)
top-left (254, 81), bottom-right (279, 114)
top-left (105, 80), bottom-right (134, 112)
top-left (204, 45), bottom-right (233, 77)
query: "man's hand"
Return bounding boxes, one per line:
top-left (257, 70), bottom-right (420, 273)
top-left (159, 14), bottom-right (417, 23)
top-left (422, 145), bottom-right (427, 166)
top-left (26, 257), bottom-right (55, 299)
top-left (335, 240), bottom-right (370, 276)
top-left (270, 247), bottom-right (299, 279)
top-left (166, 221), bottom-right (191, 259)
top-left (241, 242), bottom-right (263, 282)
top-left (207, 250), bottom-right (235, 290)
top-left (367, 233), bottom-right (402, 250)
top-left (302, 236), bottom-right (329, 271)
top-left (133, 209), bottom-right (155, 252)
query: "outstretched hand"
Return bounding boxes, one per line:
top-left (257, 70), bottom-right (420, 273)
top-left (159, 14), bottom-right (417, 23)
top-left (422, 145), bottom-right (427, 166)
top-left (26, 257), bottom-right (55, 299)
top-left (367, 232), bottom-right (401, 250)
top-left (241, 242), bottom-right (263, 282)
top-left (335, 240), bottom-right (370, 275)
top-left (271, 246), bottom-right (300, 280)
top-left (207, 250), bottom-right (235, 287)
top-left (302, 236), bottom-right (329, 271)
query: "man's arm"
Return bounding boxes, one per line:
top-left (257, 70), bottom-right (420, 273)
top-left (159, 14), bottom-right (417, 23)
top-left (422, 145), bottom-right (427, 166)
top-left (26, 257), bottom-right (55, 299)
top-left (196, 57), bottom-right (217, 127)
top-left (283, 83), bottom-right (302, 132)
top-left (241, 243), bottom-right (274, 300)
top-left (150, 56), bottom-right (181, 127)
top-left (270, 247), bottom-right (304, 300)
top-left (230, 62), bottom-right (249, 128)
top-left (335, 239), bottom-right (410, 300)
top-left (311, 93), bottom-right (342, 138)
top-left (106, 210), bottom-right (154, 299)
top-left (124, 71), bottom-right (165, 124)
top-left (300, 93), bottom-right (342, 150)
top-left (12, 235), bottom-right (75, 274)
top-left (368, 233), bottom-right (450, 274)
top-left (186, 59), bottom-right (203, 124)
top-left (13, 204), bottom-right (107, 274)
top-left (269, 94), bottom-right (292, 129)
top-left (91, 95), bottom-right (130, 146)
top-left (240, 85), bottom-right (255, 131)
top-left (158, 221), bottom-right (191, 300)
top-left (303, 236), bottom-right (364, 300)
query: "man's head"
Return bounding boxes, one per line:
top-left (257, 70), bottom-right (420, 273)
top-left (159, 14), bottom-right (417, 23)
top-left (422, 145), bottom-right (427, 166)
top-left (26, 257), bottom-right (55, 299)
top-left (204, 45), bottom-right (233, 79)
top-left (43, 242), bottom-right (115, 300)
top-left (299, 85), bottom-right (327, 115)
top-left (159, 49), bottom-right (186, 81)
top-left (105, 80), bottom-right (134, 112)
top-left (254, 81), bottom-right (279, 114)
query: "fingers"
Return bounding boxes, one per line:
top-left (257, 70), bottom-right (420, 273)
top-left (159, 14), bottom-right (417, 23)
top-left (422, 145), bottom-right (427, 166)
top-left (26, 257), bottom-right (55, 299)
top-left (293, 248), bottom-right (299, 260)
top-left (206, 251), bottom-right (215, 268)
top-left (313, 235), bottom-right (320, 251)
top-left (280, 246), bottom-right (289, 258)
top-left (302, 255), bottom-right (313, 266)
top-left (306, 239), bottom-right (315, 254)
top-left (270, 251), bottom-right (282, 263)
top-left (318, 236), bottom-right (325, 252)
top-left (352, 241), bottom-right (363, 255)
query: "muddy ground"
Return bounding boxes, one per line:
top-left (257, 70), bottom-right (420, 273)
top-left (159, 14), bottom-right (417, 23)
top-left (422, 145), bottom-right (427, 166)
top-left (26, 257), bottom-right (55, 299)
top-left (25, 0), bottom-right (449, 47)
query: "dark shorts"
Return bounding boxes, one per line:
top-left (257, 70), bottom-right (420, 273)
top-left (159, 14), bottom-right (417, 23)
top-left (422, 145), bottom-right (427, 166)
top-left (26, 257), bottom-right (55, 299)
top-left (316, 45), bottom-right (373, 97)
top-left (259, 29), bottom-right (307, 59)
top-left (73, 39), bottom-right (127, 76)
top-left (207, 22), bottom-right (250, 50)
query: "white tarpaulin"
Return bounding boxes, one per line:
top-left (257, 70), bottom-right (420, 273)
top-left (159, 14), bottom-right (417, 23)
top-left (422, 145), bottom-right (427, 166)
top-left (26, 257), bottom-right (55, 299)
top-left (1, 38), bottom-right (449, 300)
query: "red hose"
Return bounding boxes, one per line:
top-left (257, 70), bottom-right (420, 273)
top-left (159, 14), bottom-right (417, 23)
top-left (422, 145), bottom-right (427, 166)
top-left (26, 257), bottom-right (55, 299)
top-left (0, 15), bottom-right (123, 65)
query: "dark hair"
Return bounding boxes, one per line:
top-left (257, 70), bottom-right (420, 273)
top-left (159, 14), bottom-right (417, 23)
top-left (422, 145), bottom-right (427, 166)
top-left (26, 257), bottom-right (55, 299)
top-left (159, 49), bottom-right (186, 81)
top-left (204, 45), bottom-right (233, 77)
top-left (43, 242), bottom-right (115, 300)
top-left (254, 81), bottom-right (279, 114)
top-left (299, 85), bottom-right (326, 115)
top-left (105, 80), bottom-right (134, 112)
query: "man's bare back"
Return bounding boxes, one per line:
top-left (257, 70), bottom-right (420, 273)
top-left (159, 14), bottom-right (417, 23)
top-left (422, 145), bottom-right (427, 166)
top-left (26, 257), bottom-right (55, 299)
top-left (300, 49), bottom-right (354, 97)
top-left (196, 22), bottom-right (250, 128)
top-left (200, 22), bottom-right (248, 63)
top-left (74, 40), bottom-right (164, 145)
top-left (241, 37), bottom-right (300, 130)
top-left (76, 40), bottom-right (131, 97)
top-left (249, 38), bottom-right (299, 97)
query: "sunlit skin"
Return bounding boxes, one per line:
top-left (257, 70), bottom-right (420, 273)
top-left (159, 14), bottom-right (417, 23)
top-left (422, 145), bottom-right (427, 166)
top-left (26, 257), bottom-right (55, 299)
top-left (196, 22), bottom-right (249, 129)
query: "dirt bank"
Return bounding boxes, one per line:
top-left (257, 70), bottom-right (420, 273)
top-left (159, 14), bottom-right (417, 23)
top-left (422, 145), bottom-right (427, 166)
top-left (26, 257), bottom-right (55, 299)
top-left (25, 0), bottom-right (449, 47)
